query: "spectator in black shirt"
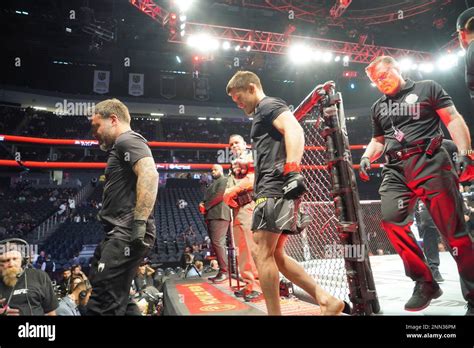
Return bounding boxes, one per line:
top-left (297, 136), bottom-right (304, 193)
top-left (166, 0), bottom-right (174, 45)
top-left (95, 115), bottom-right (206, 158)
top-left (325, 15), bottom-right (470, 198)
top-left (227, 71), bottom-right (348, 315)
top-left (58, 267), bottom-right (72, 297)
top-left (86, 98), bottom-right (158, 315)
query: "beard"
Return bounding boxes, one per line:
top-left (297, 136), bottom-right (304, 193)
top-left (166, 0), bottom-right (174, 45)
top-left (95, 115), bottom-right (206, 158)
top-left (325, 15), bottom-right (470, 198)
top-left (99, 142), bottom-right (111, 151)
top-left (2, 267), bottom-right (22, 288)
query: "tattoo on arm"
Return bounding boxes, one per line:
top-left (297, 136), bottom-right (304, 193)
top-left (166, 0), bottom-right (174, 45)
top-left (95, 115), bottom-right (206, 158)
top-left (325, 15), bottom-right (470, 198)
top-left (133, 157), bottom-right (158, 221)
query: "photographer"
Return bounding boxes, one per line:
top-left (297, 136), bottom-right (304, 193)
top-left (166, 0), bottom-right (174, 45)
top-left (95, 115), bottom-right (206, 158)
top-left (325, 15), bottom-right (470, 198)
top-left (71, 264), bottom-right (88, 282)
top-left (133, 259), bottom-right (155, 296)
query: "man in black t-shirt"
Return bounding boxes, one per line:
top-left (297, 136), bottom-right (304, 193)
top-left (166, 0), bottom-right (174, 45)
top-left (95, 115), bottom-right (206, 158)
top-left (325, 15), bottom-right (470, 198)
top-left (360, 56), bottom-right (474, 314)
top-left (0, 248), bottom-right (58, 315)
top-left (86, 98), bottom-right (158, 315)
top-left (226, 71), bottom-right (348, 315)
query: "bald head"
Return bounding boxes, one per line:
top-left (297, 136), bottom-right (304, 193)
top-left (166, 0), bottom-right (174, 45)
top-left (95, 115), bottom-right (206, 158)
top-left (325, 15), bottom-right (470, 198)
top-left (211, 165), bottom-right (224, 179)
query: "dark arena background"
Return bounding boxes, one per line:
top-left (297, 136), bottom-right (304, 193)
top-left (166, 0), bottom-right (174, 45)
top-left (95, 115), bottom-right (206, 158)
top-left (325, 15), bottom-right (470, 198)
top-left (0, 0), bottom-right (474, 346)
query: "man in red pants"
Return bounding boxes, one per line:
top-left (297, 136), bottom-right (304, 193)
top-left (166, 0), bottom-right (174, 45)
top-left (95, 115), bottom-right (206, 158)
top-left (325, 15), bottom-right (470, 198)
top-left (223, 134), bottom-right (262, 302)
top-left (360, 56), bottom-right (474, 314)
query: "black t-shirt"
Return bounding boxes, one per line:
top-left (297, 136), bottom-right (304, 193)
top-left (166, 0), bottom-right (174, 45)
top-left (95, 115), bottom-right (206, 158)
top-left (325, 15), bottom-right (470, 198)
top-left (465, 41), bottom-right (474, 100)
top-left (371, 79), bottom-right (453, 153)
top-left (98, 130), bottom-right (156, 241)
top-left (0, 268), bottom-right (58, 315)
top-left (250, 96), bottom-right (290, 199)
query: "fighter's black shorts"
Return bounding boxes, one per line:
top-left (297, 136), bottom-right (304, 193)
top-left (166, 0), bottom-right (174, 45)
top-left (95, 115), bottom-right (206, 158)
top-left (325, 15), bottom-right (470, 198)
top-left (251, 197), bottom-right (310, 234)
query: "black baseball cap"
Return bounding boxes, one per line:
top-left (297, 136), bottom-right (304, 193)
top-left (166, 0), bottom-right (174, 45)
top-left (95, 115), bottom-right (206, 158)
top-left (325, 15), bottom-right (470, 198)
top-left (456, 7), bottom-right (474, 31)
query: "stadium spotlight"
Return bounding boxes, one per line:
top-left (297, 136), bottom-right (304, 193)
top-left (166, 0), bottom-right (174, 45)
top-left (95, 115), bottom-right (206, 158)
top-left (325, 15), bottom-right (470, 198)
top-left (289, 44), bottom-right (312, 64)
top-left (175, 0), bottom-right (194, 13)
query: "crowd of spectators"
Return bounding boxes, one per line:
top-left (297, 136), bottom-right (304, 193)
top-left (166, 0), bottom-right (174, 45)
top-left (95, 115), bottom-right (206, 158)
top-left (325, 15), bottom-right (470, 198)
top-left (0, 179), bottom-right (78, 238)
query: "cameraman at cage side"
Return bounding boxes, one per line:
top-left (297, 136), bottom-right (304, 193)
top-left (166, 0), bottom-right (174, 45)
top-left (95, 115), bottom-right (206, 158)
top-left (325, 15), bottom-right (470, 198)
top-left (56, 279), bottom-right (92, 316)
top-left (223, 134), bottom-right (262, 301)
top-left (133, 259), bottom-right (155, 296)
top-left (0, 242), bottom-right (58, 316)
top-left (199, 165), bottom-right (231, 283)
top-left (360, 56), bottom-right (474, 314)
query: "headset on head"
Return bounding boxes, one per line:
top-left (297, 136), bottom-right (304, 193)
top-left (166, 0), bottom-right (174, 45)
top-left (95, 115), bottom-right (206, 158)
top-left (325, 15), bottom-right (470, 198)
top-left (0, 238), bottom-right (33, 315)
top-left (0, 238), bottom-right (31, 268)
top-left (69, 279), bottom-right (92, 299)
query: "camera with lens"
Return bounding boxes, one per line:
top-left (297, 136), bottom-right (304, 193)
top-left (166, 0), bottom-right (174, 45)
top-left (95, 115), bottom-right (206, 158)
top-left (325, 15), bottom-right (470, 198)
top-left (141, 286), bottom-right (163, 316)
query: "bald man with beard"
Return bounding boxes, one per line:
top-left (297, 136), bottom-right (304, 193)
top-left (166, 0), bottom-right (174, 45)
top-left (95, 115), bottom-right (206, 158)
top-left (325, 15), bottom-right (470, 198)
top-left (0, 247), bottom-right (58, 315)
top-left (200, 164), bottom-right (232, 283)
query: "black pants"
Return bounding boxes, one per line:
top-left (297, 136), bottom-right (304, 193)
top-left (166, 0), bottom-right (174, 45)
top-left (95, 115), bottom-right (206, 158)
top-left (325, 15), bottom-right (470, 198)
top-left (207, 219), bottom-right (230, 273)
top-left (379, 148), bottom-right (474, 303)
top-left (86, 236), bottom-right (153, 315)
top-left (417, 209), bottom-right (440, 270)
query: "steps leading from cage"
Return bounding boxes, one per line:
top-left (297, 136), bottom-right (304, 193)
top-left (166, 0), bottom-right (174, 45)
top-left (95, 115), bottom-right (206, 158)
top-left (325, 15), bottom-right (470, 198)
top-left (163, 276), bottom-right (326, 315)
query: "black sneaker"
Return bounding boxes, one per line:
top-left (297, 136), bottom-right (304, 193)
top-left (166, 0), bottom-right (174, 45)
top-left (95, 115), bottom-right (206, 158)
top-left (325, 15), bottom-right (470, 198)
top-left (234, 289), bottom-right (246, 298)
top-left (466, 302), bottom-right (474, 316)
top-left (404, 281), bottom-right (443, 311)
top-left (431, 268), bottom-right (444, 283)
top-left (244, 291), bottom-right (263, 302)
top-left (209, 272), bottom-right (227, 283)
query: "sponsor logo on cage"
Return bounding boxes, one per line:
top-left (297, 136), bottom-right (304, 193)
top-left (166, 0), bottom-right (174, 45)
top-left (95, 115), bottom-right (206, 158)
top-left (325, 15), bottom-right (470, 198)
top-left (0, 242), bottom-right (38, 259)
top-left (324, 243), bottom-right (365, 261)
top-left (380, 97), bottom-right (421, 120)
top-left (200, 304), bottom-right (237, 312)
top-left (169, 164), bottom-right (191, 170)
top-left (74, 140), bottom-right (98, 147)
top-left (54, 99), bottom-right (96, 116)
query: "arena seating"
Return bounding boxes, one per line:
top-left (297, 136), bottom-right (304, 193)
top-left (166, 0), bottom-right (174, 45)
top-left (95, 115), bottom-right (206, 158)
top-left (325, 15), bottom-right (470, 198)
top-left (36, 180), bottom-right (208, 267)
top-left (0, 181), bottom-right (78, 238)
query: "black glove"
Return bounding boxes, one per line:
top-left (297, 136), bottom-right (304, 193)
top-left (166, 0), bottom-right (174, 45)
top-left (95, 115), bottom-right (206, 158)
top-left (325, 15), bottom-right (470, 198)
top-left (282, 172), bottom-right (307, 200)
top-left (131, 220), bottom-right (150, 249)
top-left (359, 157), bottom-right (371, 182)
top-left (456, 155), bottom-right (473, 180)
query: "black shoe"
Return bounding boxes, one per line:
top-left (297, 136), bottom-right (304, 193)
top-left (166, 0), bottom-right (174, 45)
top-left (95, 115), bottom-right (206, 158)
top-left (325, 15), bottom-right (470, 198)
top-left (209, 272), bottom-right (227, 283)
top-left (234, 289), bottom-right (246, 298)
top-left (342, 301), bottom-right (352, 315)
top-left (466, 303), bottom-right (474, 316)
top-left (431, 268), bottom-right (444, 283)
top-left (405, 281), bottom-right (443, 311)
top-left (244, 291), bottom-right (263, 302)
